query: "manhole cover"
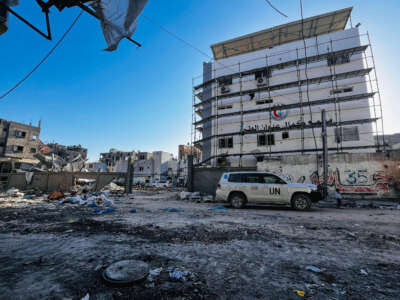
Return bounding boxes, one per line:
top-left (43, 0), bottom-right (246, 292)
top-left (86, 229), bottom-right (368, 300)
top-left (102, 260), bottom-right (149, 286)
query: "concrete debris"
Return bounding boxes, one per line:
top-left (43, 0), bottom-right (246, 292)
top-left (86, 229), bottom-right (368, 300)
top-left (360, 269), bottom-right (368, 275)
top-left (179, 191), bottom-right (216, 203)
top-left (102, 182), bottom-right (124, 192)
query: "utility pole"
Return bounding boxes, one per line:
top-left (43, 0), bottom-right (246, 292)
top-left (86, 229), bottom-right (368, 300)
top-left (125, 156), bottom-right (133, 194)
top-left (321, 109), bottom-right (328, 200)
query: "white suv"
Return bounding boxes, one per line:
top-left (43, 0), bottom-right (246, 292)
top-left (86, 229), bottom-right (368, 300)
top-left (216, 172), bottom-right (322, 210)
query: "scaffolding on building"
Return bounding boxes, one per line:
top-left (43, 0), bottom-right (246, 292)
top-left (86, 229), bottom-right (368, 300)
top-left (191, 22), bottom-right (385, 167)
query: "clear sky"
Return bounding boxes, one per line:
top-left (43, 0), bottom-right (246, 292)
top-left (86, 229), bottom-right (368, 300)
top-left (1, 0), bottom-right (399, 161)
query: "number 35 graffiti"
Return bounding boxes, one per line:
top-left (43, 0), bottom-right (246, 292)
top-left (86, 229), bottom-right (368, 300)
top-left (344, 169), bottom-right (369, 185)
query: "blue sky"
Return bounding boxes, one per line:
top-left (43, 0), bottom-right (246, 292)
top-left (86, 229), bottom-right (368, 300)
top-left (1, 0), bottom-right (399, 161)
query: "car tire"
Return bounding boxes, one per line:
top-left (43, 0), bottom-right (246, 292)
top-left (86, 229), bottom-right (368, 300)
top-left (230, 192), bottom-right (246, 209)
top-left (291, 193), bottom-right (312, 211)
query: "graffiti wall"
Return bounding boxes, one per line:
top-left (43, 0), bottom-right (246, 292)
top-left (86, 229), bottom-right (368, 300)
top-left (258, 152), bottom-right (400, 198)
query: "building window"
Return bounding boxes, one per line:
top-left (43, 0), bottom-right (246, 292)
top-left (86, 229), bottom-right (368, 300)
top-left (256, 156), bottom-right (264, 162)
top-left (30, 148), bottom-right (36, 153)
top-left (218, 137), bottom-right (233, 149)
top-left (335, 126), bottom-right (360, 143)
top-left (139, 155), bottom-right (145, 160)
top-left (282, 132), bottom-right (289, 139)
top-left (32, 135), bottom-right (37, 141)
top-left (327, 53), bottom-right (350, 66)
top-left (257, 135), bottom-right (266, 146)
top-left (258, 134), bottom-right (275, 146)
top-left (139, 167), bottom-right (144, 171)
top-left (255, 69), bottom-right (271, 79)
top-left (218, 105), bottom-right (233, 110)
top-left (267, 134), bottom-right (275, 145)
top-left (14, 146), bottom-right (24, 153)
top-left (330, 87), bottom-right (353, 95)
top-left (15, 131), bottom-right (26, 138)
top-left (256, 98), bottom-right (273, 105)
top-left (218, 77), bottom-right (232, 86)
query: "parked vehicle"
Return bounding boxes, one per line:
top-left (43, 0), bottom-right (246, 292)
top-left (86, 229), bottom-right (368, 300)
top-left (216, 172), bottom-right (322, 210)
top-left (153, 180), bottom-right (172, 188)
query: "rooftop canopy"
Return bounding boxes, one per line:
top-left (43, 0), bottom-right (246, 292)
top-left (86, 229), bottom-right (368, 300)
top-left (210, 7), bottom-right (352, 60)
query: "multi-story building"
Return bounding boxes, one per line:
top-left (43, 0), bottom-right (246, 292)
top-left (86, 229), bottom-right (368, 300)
top-left (192, 7), bottom-right (384, 167)
top-left (0, 119), bottom-right (41, 171)
top-left (100, 149), bottom-right (137, 172)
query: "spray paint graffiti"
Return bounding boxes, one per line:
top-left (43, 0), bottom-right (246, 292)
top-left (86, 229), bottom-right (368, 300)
top-left (310, 168), bottom-right (392, 194)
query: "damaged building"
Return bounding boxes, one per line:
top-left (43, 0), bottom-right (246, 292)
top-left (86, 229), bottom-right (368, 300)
top-left (0, 119), bottom-right (41, 172)
top-left (100, 149), bottom-right (138, 172)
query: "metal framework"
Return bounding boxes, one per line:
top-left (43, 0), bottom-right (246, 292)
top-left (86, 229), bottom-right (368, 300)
top-left (191, 31), bottom-right (386, 167)
top-left (0, 0), bottom-right (141, 46)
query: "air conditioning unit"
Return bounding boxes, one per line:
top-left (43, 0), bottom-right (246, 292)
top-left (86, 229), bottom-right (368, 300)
top-left (220, 85), bottom-right (230, 94)
top-left (257, 77), bottom-right (268, 86)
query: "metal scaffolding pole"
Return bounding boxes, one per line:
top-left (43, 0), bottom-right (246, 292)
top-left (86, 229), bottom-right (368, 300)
top-left (321, 109), bottom-right (328, 200)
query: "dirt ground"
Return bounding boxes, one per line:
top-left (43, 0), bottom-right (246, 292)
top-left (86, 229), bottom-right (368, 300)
top-left (0, 190), bottom-right (399, 300)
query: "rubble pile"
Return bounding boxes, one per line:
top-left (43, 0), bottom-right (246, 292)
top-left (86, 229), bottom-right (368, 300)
top-left (179, 191), bottom-right (217, 203)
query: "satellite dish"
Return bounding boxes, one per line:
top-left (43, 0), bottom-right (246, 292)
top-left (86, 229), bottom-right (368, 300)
top-left (0, 0), bottom-right (148, 51)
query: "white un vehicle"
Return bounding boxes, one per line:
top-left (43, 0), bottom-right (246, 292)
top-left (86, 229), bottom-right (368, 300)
top-left (216, 172), bottom-right (322, 210)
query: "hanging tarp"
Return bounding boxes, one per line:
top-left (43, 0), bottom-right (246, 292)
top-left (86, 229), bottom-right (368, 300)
top-left (0, 0), bottom-right (19, 35)
top-left (91, 0), bottom-right (148, 51)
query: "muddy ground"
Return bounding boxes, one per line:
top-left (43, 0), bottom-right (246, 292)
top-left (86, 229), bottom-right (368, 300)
top-left (0, 191), bottom-right (399, 300)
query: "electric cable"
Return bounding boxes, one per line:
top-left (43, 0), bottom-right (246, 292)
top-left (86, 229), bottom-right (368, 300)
top-left (0, 10), bottom-right (83, 100)
top-left (265, 0), bottom-right (288, 18)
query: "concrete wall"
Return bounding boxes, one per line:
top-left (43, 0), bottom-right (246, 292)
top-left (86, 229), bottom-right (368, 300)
top-left (2, 172), bottom-right (125, 192)
top-left (192, 167), bottom-right (256, 196)
top-left (257, 151), bottom-right (400, 199)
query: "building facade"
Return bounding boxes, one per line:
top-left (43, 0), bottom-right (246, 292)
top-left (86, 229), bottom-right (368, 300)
top-left (100, 149), bottom-right (137, 172)
top-left (178, 144), bottom-right (202, 162)
top-left (193, 8), bottom-right (384, 167)
top-left (0, 119), bottom-right (41, 171)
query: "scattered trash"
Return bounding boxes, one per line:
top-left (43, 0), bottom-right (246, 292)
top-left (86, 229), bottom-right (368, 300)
top-left (129, 209), bottom-right (137, 213)
top-left (81, 293), bottom-right (89, 300)
top-left (95, 207), bottom-right (116, 214)
top-left (161, 208), bottom-right (184, 213)
top-left (210, 205), bottom-right (227, 211)
top-left (23, 195), bottom-right (34, 200)
top-left (169, 268), bottom-right (195, 282)
top-left (296, 290), bottom-right (305, 297)
top-left (7, 188), bottom-right (24, 197)
top-left (306, 266), bottom-right (322, 273)
top-left (149, 268), bottom-right (163, 277)
top-left (360, 269), bottom-right (368, 275)
top-left (48, 191), bottom-right (64, 200)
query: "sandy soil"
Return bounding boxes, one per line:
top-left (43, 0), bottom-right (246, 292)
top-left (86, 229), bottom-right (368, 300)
top-left (0, 190), bottom-right (399, 300)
